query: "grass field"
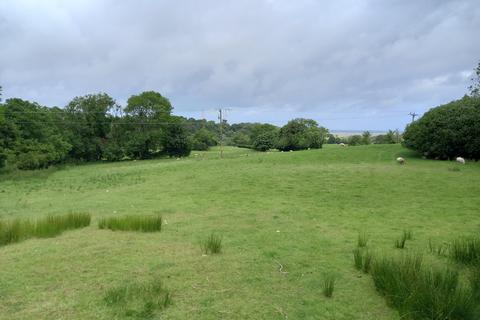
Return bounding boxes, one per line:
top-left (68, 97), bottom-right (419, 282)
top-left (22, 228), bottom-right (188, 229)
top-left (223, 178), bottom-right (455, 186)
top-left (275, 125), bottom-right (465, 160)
top-left (0, 144), bottom-right (479, 319)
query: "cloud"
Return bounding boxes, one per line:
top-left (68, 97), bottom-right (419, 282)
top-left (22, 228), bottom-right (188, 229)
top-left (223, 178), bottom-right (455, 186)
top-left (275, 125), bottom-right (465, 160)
top-left (0, 0), bottom-right (479, 130)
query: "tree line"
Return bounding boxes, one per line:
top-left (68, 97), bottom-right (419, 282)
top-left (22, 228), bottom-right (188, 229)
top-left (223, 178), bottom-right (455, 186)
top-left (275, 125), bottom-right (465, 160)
top-left (0, 90), bottom-right (332, 170)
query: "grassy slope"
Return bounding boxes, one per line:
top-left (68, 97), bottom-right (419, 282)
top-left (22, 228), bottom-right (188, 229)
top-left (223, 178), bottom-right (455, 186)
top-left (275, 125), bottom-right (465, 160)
top-left (0, 145), bottom-right (479, 319)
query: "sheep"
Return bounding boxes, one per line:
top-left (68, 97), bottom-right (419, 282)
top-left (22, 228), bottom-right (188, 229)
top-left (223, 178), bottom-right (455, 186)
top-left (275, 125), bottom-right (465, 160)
top-left (396, 157), bottom-right (405, 165)
top-left (339, 143), bottom-right (346, 147)
top-left (456, 157), bottom-right (465, 164)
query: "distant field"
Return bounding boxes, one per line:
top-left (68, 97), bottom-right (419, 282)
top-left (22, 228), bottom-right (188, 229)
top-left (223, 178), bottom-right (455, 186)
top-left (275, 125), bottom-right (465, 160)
top-left (0, 145), bottom-right (479, 319)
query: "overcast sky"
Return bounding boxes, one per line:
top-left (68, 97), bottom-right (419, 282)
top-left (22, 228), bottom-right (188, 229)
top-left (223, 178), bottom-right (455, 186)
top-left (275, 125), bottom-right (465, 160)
top-left (1, 0), bottom-right (479, 130)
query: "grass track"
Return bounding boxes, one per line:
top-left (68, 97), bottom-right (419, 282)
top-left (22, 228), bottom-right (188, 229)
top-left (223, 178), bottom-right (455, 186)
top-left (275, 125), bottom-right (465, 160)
top-left (0, 145), bottom-right (479, 319)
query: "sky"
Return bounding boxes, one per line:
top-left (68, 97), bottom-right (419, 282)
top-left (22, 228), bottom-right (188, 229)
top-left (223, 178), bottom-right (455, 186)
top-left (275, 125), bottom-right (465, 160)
top-left (1, 0), bottom-right (479, 131)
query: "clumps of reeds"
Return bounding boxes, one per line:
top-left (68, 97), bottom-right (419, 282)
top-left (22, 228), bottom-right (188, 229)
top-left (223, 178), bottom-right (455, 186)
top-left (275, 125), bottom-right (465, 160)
top-left (0, 213), bottom-right (91, 246)
top-left (449, 237), bottom-right (480, 265)
top-left (104, 277), bottom-right (171, 318)
top-left (428, 239), bottom-right (448, 256)
top-left (98, 215), bottom-right (162, 232)
top-left (357, 232), bottom-right (368, 248)
top-left (370, 253), bottom-right (476, 320)
top-left (394, 229), bottom-right (413, 249)
top-left (353, 248), bottom-right (373, 273)
top-left (201, 233), bottom-right (222, 254)
top-left (322, 274), bottom-right (336, 298)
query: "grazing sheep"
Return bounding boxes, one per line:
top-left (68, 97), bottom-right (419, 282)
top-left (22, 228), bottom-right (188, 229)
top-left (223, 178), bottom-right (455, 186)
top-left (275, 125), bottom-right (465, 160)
top-left (456, 157), bottom-right (465, 164)
top-left (339, 143), bottom-right (346, 147)
top-left (396, 157), bottom-right (405, 165)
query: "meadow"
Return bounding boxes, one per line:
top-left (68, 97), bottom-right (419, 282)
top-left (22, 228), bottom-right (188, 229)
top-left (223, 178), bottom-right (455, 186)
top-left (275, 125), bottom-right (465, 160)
top-left (0, 144), bottom-right (479, 319)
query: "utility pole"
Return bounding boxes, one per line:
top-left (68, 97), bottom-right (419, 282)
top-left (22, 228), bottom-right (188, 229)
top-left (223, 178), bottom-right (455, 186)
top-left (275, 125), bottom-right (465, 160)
top-left (409, 112), bottom-right (418, 123)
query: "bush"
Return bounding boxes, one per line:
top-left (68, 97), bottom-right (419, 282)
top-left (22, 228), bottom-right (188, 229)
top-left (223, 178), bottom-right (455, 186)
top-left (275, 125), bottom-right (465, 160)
top-left (403, 96), bottom-right (480, 160)
top-left (252, 131), bottom-right (277, 151)
top-left (98, 215), bottom-right (162, 232)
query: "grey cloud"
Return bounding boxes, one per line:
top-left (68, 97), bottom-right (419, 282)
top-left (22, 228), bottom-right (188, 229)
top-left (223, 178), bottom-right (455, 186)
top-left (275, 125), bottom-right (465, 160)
top-left (0, 0), bottom-right (479, 130)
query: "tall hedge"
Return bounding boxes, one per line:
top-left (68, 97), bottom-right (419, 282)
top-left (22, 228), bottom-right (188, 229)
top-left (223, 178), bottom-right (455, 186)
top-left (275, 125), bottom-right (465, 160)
top-left (403, 96), bottom-right (480, 160)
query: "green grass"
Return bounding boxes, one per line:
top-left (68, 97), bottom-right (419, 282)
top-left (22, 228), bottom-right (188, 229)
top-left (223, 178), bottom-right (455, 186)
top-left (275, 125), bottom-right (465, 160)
top-left (98, 215), bottom-right (162, 232)
top-left (0, 213), bottom-right (90, 246)
top-left (357, 232), bottom-right (368, 247)
top-left (103, 277), bottom-right (171, 318)
top-left (0, 144), bottom-right (479, 319)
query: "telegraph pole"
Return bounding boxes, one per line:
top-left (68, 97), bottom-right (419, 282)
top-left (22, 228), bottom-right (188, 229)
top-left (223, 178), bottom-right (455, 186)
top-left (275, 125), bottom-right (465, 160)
top-left (409, 112), bottom-right (418, 123)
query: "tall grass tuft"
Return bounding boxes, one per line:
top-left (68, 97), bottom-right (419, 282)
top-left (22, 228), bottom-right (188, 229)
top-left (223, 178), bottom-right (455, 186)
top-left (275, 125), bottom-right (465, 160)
top-left (353, 248), bottom-right (363, 270)
top-left (0, 213), bottom-right (91, 247)
top-left (362, 251), bottom-right (373, 274)
top-left (201, 233), bottom-right (222, 254)
top-left (428, 239), bottom-right (448, 256)
top-left (370, 253), bottom-right (476, 320)
top-left (322, 274), bottom-right (336, 298)
top-left (403, 229), bottom-right (413, 240)
top-left (104, 277), bottom-right (171, 318)
top-left (357, 232), bottom-right (368, 248)
top-left (98, 215), bottom-right (162, 232)
top-left (450, 237), bottom-right (480, 265)
top-left (394, 232), bottom-right (407, 249)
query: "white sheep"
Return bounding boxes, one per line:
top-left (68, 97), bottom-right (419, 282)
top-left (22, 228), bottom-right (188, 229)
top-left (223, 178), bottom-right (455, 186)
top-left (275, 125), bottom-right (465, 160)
top-left (339, 143), bottom-right (346, 147)
top-left (396, 157), bottom-right (405, 165)
top-left (456, 157), bottom-right (465, 164)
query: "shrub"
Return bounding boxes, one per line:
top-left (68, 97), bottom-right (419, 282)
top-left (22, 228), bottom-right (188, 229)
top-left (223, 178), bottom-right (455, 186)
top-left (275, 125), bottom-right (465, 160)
top-left (202, 233), bottom-right (222, 254)
top-left (370, 254), bottom-right (475, 320)
top-left (104, 277), bottom-right (171, 318)
top-left (322, 274), bottom-right (336, 298)
top-left (98, 215), bottom-right (162, 232)
top-left (252, 131), bottom-right (277, 152)
top-left (403, 96), bottom-right (480, 160)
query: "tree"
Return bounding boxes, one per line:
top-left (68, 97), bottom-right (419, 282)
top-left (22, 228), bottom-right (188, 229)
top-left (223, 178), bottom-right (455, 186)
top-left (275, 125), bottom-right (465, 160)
top-left (403, 95), bottom-right (480, 160)
top-left (253, 131), bottom-right (277, 151)
top-left (361, 131), bottom-right (371, 145)
top-left (347, 135), bottom-right (362, 146)
top-left (2, 98), bottom-right (71, 169)
top-left (191, 128), bottom-right (217, 151)
top-left (469, 61), bottom-right (480, 98)
top-left (162, 117), bottom-right (191, 157)
top-left (277, 118), bottom-right (326, 151)
top-left (123, 91), bottom-right (173, 159)
top-left (65, 93), bottom-right (117, 161)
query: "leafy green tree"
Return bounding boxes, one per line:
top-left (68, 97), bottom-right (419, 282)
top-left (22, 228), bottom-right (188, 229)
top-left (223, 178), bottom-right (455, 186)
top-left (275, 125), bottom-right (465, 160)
top-left (2, 98), bottom-right (71, 169)
top-left (253, 131), bottom-right (277, 151)
top-left (347, 135), bottom-right (362, 146)
top-left (123, 91), bottom-right (173, 159)
top-left (277, 118), bottom-right (326, 151)
top-left (403, 95), bottom-right (480, 160)
top-left (469, 61), bottom-right (480, 98)
top-left (361, 131), bottom-right (371, 145)
top-left (373, 130), bottom-right (399, 144)
top-left (191, 128), bottom-right (217, 151)
top-left (162, 117), bottom-right (191, 157)
top-left (65, 93), bottom-right (117, 161)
